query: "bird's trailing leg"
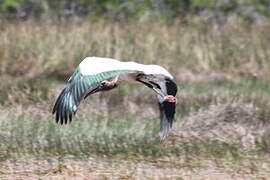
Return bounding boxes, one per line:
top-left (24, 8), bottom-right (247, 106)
top-left (152, 87), bottom-right (178, 103)
top-left (164, 95), bottom-right (178, 103)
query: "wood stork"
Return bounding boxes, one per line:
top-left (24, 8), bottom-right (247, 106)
top-left (52, 57), bottom-right (178, 139)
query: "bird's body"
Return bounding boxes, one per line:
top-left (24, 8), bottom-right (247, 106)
top-left (53, 57), bottom-right (177, 139)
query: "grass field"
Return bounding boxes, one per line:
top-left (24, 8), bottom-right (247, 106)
top-left (1, 19), bottom-right (270, 179)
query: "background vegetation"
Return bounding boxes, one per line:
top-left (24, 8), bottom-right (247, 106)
top-left (1, 0), bottom-right (270, 22)
top-left (1, 1), bottom-right (270, 179)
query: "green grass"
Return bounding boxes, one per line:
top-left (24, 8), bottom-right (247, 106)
top-left (0, 113), bottom-right (155, 159)
top-left (0, 110), bottom-right (255, 161)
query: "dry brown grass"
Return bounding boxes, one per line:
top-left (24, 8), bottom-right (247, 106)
top-left (175, 102), bottom-right (266, 148)
top-left (1, 19), bottom-right (270, 78)
top-left (1, 156), bottom-right (270, 179)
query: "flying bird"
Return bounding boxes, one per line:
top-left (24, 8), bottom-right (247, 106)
top-left (52, 57), bottom-right (178, 139)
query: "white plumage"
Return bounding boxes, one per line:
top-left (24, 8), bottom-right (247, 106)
top-left (79, 57), bottom-right (174, 79)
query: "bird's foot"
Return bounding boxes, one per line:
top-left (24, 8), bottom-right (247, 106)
top-left (164, 95), bottom-right (178, 103)
top-left (101, 80), bottom-right (116, 87)
top-left (101, 76), bottom-right (119, 87)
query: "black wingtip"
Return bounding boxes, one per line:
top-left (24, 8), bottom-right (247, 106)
top-left (69, 113), bottom-right (73, 123)
top-left (165, 78), bottom-right (177, 96)
top-left (52, 86), bottom-right (76, 125)
top-left (158, 100), bottom-right (176, 140)
top-left (53, 102), bottom-right (75, 125)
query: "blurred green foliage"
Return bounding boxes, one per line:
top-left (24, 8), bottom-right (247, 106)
top-left (0, 0), bottom-right (269, 20)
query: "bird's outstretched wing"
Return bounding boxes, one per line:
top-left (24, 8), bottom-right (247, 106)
top-left (136, 74), bottom-right (177, 139)
top-left (156, 78), bottom-right (177, 139)
top-left (52, 68), bottom-right (136, 124)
